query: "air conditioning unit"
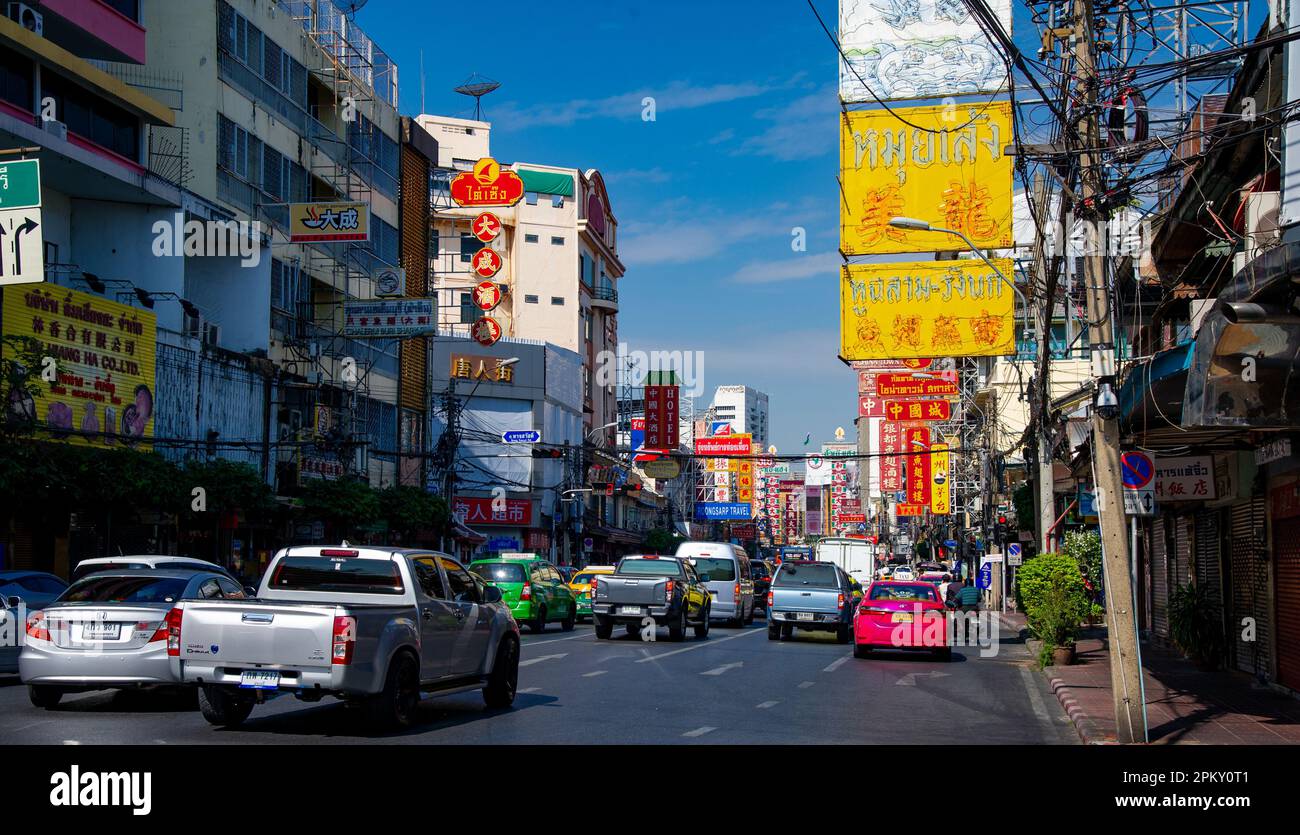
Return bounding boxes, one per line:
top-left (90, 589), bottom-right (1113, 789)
top-left (203, 323), bottom-right (221, 346)
top-left (1243, 191), bottom-right (1280, 260)
top-left (7, 3), bottom-right (43, 36)
top-left (43, 119), bottom-right (67, 142)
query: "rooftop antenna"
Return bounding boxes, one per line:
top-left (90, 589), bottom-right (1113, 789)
top-left (454, 73), bottom-right (500, 121)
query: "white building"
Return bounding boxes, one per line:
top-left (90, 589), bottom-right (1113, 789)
top-left (709, 385), bottom-right (769, 446)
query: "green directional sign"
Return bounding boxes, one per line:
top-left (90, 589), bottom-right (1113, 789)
top-left (0, 159), bottom-right (41, 211)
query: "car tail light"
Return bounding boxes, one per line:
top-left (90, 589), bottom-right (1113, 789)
top-left (25, 611), bottom-right (49, 642)
top-left (332, 616), bottom-right (356, 665)
top-left (521, 583), bottom-right (533, 601)
top-left (837, 593), bottom-right (845, 609)
top-left (664, 579), bottom-right (675, 602)
top-left (589, 579), bottom-right (599, 600)
top-left (733, 582), bottom-right (740, 599)
top-left (152, 607), bottom-right (183, 653)
top-left (767, 591), bottom-right (773, 607)
top-left (320, 549), bottom-right (359, 557)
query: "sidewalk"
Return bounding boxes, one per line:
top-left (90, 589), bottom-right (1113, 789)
top-left (998, 613), bottom-right (1300, 744)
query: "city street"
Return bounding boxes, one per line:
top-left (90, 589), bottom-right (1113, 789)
top-left (0, 618), bottom-right (1075, 745)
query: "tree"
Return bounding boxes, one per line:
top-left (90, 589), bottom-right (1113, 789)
top-left (378, 485), bottom-right (449, 542)
top-left (1, 334), bottom-right (44, 438)
top-left (179, 459), bottom-right (275, 520)
top-left (299, 478), bottom-right (381, 540)
top-left (644, 528), bottom-right (683, 554)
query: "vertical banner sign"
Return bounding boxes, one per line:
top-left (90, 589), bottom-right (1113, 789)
top-left (880, 420), bottom-right (902, 491)
top-left (904, 425), bottom-right (931, 506)
top-left (930, 443), bottom-right (950, 514)
top-left (644, 385), bottom-right (679, 450)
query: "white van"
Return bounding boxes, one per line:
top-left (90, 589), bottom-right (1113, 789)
top-left (814, 537), bottom-right (874, 587)
top-left (673, 542), bottom-right (755, 627)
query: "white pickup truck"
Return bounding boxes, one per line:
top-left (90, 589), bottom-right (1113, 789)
top-left (170, 545), bottom-right (520, 729)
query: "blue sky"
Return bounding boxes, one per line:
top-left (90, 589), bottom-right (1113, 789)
top-left (356, 0), bottom-right (850, 452)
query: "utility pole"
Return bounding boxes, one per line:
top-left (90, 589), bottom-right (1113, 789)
top-left (1071, 0), bottom-right (1148, 743)
top-left (1027, 173), bottom-right (1065, 554)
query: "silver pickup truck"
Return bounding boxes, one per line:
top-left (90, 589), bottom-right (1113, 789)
top-left (767, 560), bottom-right (854, 644)
top-left (591, 555), bottom-right (711, 641)
top-left (170, 545), bottom-right (519, 729)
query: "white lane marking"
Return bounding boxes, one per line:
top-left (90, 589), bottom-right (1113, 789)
top-left (798, 681), bottom-right (815, 689)
top-left (896, 671), bottom-right (951, 686)
top-left (822, 655), bottom-right (851, 673)
top-left (519, 687), bottom-right (541, 693)
top-left (1019, 666), bottom-right (1055, 729)
top-left (634, 626), bottom-right (763, 663)
top-left (519, 652), bottom-right (568, 667)
top-left (582, 670), bottom-right (608, 678)
top-left (525, 632), bottom-right (594, 646)
top-left (700, 661), bottom-right (744, 676)
top-left (682, 726), bottom-right (716, 738)
top-left (756, 700), bottom-right (780, 709)
top-left (62, 740), bottom-right (81, 745)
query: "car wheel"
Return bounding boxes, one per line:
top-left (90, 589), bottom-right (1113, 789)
top-left (853, 643), bottom-right (870, 659)
top-left (197, 685), bottom-right (255, 727)
top-left (483, 636), bottom-right (519, 709)
top-left (668, 608), bottom-right (686, 642)
top-left (744, 603), bottom-right (755, 625)
top-left (768, 623), bottom-right (780, 641)
top-left (779, 624), bottom-right (792, 642)
top-left (366, 651), bottom-right (420, 730)
top-left (561, 603), bottom-right (576, 632)
top-left (28, 685), bottom-right (63, 709)
top-left (594, 615), bottom-right (613, 639)
top-left (694, 606), bottom-right (711, 639)
top-left (836, 624), bottom-right (851, 645)
top-left (626, 622), bottom-right (641, 637)
top-left (530, 606), bottom-right (547, 634)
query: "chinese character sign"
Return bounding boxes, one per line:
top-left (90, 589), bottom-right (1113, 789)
top-left (841, 260), bottom-right (1016, 360)
top-left (930, 442), bottom-right (950, 514)
top-left (290, 202), bottom-right (370, 243)
top-left (644, 385), bottom-right (679, 450)
top-left (879, 420), bottom-right (902, 491)
top-left (840, 102), bottom-right (1013, 256)
top-left (904, 425), bottom-right (931, 506)
top-left (1, 285), bottom-right (157, 447)
top-left (342, 299), bottom-right (436, 338)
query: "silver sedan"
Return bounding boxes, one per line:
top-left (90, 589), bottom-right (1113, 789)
top-left (20, 568), bottom-right (247, 709)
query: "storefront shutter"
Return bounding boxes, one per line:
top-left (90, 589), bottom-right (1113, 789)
top-left (1230, 496), bottom-right (1271, 678)
top-left (1275, 517), bottom-right (1300, 692)
top-left (1151, 515), bottom-right (1169, 637)
top-left (1194, 509), bottom-right (1222, 616)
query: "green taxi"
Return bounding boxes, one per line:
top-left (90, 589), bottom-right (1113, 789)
top-left (469, 555), bottom-right (576, 633)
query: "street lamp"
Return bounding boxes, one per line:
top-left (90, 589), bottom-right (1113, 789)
top-left (887, 217), bottom-right (1032, 341)
top-left (586, 421), bottom-right (617, 442)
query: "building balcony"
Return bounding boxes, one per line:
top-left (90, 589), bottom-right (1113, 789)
top-left (590, 283), bottom-right (618, 311)
top-left (36, 0), bottom-right (146, 65)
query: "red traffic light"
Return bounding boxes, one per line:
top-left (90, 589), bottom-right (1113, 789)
top-left (997, 514), bottom-right (1007, 524)
top-left (591, 482), bottom-right (614, 496)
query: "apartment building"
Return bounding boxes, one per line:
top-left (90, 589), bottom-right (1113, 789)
top-left (709, 385), bottom-right (770, 446)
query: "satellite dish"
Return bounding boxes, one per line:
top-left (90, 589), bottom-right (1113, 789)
top-left (454, 73), bottom-right (501, 120)
top-left (335, 0), bottom-right (370, 16)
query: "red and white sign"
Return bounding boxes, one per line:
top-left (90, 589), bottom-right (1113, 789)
top-left (472, 248), bottom-right (503, 278)
top-left (880, 420), bottom-right (903, 492)
top-left (471, 316), bottom-right (502, 346)
top-left (877, 372), bottom-right (959, 398)
top-left (451, 158), bottom-right (525, 207)
top-left (885, 399), bottom-right (952, 422)
top-left (472, 211), bottom-right (503, 242)
top-left (895, 503), bottom-right (927, 517)
top-left (473, 280), bottom-right (502, 311)
top-left (905, 425), bottom-right (931, 506)
top-left (453, 497), bottom-right (532, 526)
top-left (839, 513), bottom-right (866, 523)
top-left (695, 435), bottom-right (750, 456)
top-left (858, 394), bottom-right (885, 418)
top-left (645, 385), bottom-right (680, 450)
top-left (525, 530), bottom-right (550, 551)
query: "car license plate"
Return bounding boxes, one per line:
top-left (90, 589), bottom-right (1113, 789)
top-left (796, 612), bottom-right (814, 621)
top-left (619, 606), bottom-right (642, 615)
top-left (81, 623), bottom-right (120, 640)
top-left (239, 670), bottom-right (280, 690)
top-left (891, 613), bottom-right (913, 623)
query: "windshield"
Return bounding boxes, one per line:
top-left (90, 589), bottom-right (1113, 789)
top-left (773, 564), bottom-right (839, 587)
top-left (71, 562), bottom-right (152, 581)
top-left (870, 584), bottom-right (938, 602)
top-left (269, 557), bottom-right (403, 594)
top-left (572, 571), bottom-right (606, 585)
top-left (691, 558), bottom-right (736, 582)
top-left (617, 558), bottom-right (683, 578)
top-left (471, 563), bottom-right (527, 584)
top-left (60, 576), bottom-right (188, 604)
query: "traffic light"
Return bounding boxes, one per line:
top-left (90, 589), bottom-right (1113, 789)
top-left (591, 482), bottom-right (614, 496)
top-left (995, 513), bottom-right (1008, 544)
top-left (531, 448), bottom-right (564, 459)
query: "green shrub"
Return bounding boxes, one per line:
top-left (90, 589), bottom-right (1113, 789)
top-left (1017, 551), bottom-right (1089, 647)
top-left (1168, 582), bottom-right (1224, 666)
top-left (1063, 530), bottom-right (1103, 596)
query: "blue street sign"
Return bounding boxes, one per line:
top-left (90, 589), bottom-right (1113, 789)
top-left (1007, 543), bottom-right (1022, 559)
top-left (1120, 451), bottom-right (1154, 489)
top-left (977, 565), bottom-right (993, 589)
top-left (694, 502), bottom-right (753, 521)
top-left (944, 539), bottom-right (958, 549)
top-left (501, 430), bottom-right (541, 444)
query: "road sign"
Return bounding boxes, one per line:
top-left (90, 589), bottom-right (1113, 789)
top-left (1123, 487), bottom-right (1156, 516)
top-left (0, 207), bottom-right (43, 286)
top-left (1007, 543), bottom-right (1022, 566)
top-left (0, 159), bottom-right (41, 210)
top-left (977, 564), bottom-right (992, 589)
top-left (1121, 451), bottom-right (1155, 489)
top-left (501, 430), bottom-right (541, 444)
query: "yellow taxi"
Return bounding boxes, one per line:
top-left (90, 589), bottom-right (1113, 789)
top-left (569, 565), bottom-right (616, 622)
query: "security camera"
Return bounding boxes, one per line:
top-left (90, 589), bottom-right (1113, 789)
top-left (1094, 380), bottom-right (1120, 421)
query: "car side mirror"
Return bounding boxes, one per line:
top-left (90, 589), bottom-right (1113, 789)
top-left (244, 586), bottom-right (258, 598)
top-left (698, 574), bottom-right (711, 583)
top-left (483, 586), bottom-right (503, 604)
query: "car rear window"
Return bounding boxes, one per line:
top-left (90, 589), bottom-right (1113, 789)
top-left (870, 584), bottom-right (938, 602)
top-left (72, 562), bottom-right (151, 580)
top-left (472, 563), bottom-right (527, 583)
top-left (572, 571), bottom-right (605, 585)
top-left (773, 564), bottom-right (839, 587)
top-left (60, 576), bottom-right (189, 604)
top-left (270, 557), bottom-right (403, 594)
top-left (617, 558), bottom-right (683, 577)
top-left (691, 558), bottom-right (736, 581)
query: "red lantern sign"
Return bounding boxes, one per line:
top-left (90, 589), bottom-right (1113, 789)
top-left (473, 280), bottom-right (502, 311)
top-left (451, 157), bottom-right (525, 207)
top-left (472, 211), bottom-right (503, 242)
top-left (884, 399), bottom-right (952, 422)
top-left (472, 248), bottom-right (502, 278)
top-left (471, 316), bottom-right (501, 347)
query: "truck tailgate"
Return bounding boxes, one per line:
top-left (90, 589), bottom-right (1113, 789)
top-left (178, 601), bottom-right (339, 668)
top-left (771, 587), bottom-right (841, 612)
top-left (603, 577), bottom-right (670, 606)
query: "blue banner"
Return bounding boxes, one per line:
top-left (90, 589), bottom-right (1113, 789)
top-left (694, 502), bottom-right (753, 521)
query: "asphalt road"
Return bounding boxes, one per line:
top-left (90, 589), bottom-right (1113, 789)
top-left (0, 614), bottom-right (1077, 744)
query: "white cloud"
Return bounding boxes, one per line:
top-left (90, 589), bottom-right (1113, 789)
top-left (733, 90), bottom-right (840, 161)
top-left (729, 251), bottom-right (842, 284)
top-left (619, 199), bottom-right (834, 267)
top-left (489, 80), bottom-right (779, 129)
top-left (603, 166), bottom-right (673, 185)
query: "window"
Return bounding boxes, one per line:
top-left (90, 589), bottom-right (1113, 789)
top-left (61, 577), bottom-right (188, 604)
top-left (524, 294), bottom-right (539, 304)
top-left (412, 557), bottom-right (447, 599)
top-left (269, 557), bottom-right (404, 594)
top-left (471, 563), bottom-right (527, 583)
top-left (524, 233), bottom-right (539, 243)
top-left (525, 192), bottom-right (539, 205)
top-left (0, 47), bottom-right (33, 111)
top-left (42, 72), bottom-right (140, 160)
top-left (216, 578), bottom-right (246, 599)
top-left (551, 296), bottom-right (565, 306)
top-left (440, 557), bottom-right (479, 603)
top-left (459, 293), bottom-right (477, 324)
top-left (460, 232), bottom-right (485, 263)
top-left (550, 236), bottom-right (565, 246)
top-left (551, 194), bottom-right (565, 208)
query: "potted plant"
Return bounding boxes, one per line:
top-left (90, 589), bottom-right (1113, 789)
top-left (1039, 581), bottom-right (1083, 665)
top-left (1168, 581), bottom-right (1224, 670)
top-left (1086, 602), bottom-right (1105, 626)
top-left (1018, 552), bottom-right (1090, 665)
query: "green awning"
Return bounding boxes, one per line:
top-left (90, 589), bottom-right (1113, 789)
top-left (517, 168), bottom-right (574, 197)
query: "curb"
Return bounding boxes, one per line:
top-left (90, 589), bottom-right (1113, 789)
top-left (1045, 674), bottom-right (1116, 745)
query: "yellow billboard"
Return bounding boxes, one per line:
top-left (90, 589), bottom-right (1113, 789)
top-left (289, 201), bottom-right (370, 243)
top-left (840, 259), bottom-right (1016, 359)
top-left (2, 285), bottom-right (157, 446)
top-left (930, 443), bottom-right (950, 515)
top-left (840, 102), bottom-right (1013, 255)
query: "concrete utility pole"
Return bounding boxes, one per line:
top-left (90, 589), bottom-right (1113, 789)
top-left (1071, 0), bottom-right (1148, 743)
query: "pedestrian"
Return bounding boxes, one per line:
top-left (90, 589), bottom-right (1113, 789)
top-left (944, 574), bottom-right (962, 610)
top-left (955, 577), bottom-right (982, 645)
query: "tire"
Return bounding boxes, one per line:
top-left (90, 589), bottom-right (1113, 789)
top-left (594, 615), bottom-right (613, 639)
top-left (530, 606), bottom-right (547, 634)
top-left (197, 685), bottom-right (255, 728)
top-left (854, 643), bottom-right (870, 659)
top-left (626, 622), bottom-right (641, 637)
top-left (768, 624), bottom-right (780, 641)
top-left (668, 607), bottom-right (686, 642)
top-left (694, 606), bottom-right (711, 639)
top-left (483, 636), bottom-right (519, 709)
top-left (836, 624), bottom-right (851, 645)
top-left (561, 602), bottom-right (576, 632)
top-left (744, 603), bottom-right (755, 625)
top-left (365, 651), bottom-right (420, 730)
top-left (779, 624), bottom-right (792, 642)
top-left (28, 685), bottom-right (63, 709)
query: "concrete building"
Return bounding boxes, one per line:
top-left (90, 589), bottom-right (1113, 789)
top-left (709, 385), bottom-right (770, 446)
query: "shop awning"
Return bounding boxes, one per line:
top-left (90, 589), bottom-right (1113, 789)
top-left (1120, 342), bottom-right (1192, 428)
top-left (517, 168), bottom-right (574, 197)
top-left (451, 518), bottom-right (486, 544)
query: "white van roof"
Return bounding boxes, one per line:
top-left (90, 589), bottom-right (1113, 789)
top-left (674, 542), bottom-right (746, 559)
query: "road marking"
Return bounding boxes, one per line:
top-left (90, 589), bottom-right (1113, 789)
top-left (61, 740), bottom-right (81, 745)
top-left (525, 632), bottom-right (594, 646)
top-left (798, 681), bottom-right (815, 689)
top-left (682, 726), bottom-right (716, 738)
top-left (582, 670), bottom-right (608, 677)
top-left (896, 670), bottom-right (951, 686)
top-left (519, 652), bottom-right (568, 667)
top-left (756, 700), bottom-right (780, 709)
top-left (1019, 666), bottom-right (1055, 735)
top-left (635, 626), bottom-right (762, 663)
top-left (700, 661), bottom-right (744, 676)
top-left (822, 655), bottom-right (851, 673)
top-left (519, 687), bottom-right (541, 693)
